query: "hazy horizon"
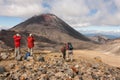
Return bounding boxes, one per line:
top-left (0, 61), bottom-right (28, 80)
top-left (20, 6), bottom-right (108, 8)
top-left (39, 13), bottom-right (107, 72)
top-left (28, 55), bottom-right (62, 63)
top-left (74, 26), bottom-right (120, 39)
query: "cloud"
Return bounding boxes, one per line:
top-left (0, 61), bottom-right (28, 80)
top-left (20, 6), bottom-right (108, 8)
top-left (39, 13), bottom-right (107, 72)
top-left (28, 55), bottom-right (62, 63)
top-left (73, 25), bottom-right (120, 36)
top-left (0, 0), bottom-right (45, 18)
top-left (45, 0), bottom-right (120, 26)
top-left (0, 0), bottom-right (120, 26)
top-left (0, 25), bottom-right (10, 30)
top-left (79, 29), bottom-right (120, 34)
top-left (0, 25), bottom-right (3, 29)
top-left (0, 25), bottom-right (6, 30)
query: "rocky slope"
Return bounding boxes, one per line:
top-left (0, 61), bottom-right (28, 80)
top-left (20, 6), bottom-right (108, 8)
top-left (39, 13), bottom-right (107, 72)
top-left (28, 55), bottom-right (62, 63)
top-left (89, 35), bottom-right (109, 44)
top-left (0, 50), bottom-right (120, 80)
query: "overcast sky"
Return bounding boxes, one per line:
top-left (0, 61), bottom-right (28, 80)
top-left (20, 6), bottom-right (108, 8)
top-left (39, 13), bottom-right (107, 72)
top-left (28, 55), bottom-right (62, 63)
top-left (0, 0), bottom-right (120, 29)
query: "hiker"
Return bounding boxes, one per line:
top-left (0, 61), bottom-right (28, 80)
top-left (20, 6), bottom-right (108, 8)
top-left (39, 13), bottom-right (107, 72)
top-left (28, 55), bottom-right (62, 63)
top-left (61, 43), bottom-right (67, 60)
top-left (27, 33), bottom-right (35, 56)
top-left (13, 33), bottom-right (21, 57)
top-left (66, 42), bottom-right (73, 61)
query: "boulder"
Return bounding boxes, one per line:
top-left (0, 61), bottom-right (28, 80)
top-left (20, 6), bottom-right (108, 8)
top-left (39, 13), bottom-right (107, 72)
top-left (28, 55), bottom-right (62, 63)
top-left (0, 66), bottom-right (6, 74)
top-left (94, 56), bottom-right (102, 63)
top-left (0, 52), bottom-right (8, 60)
top-left (55, 72), bottom-right (65, 79)
top-left (16, 54), bottom-right (22, 61)
top-left (38, 56), bottom-right (45, 62)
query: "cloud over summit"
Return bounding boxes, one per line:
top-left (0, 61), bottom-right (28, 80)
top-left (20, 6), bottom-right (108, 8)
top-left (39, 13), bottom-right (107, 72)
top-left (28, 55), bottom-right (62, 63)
top-left (0, 0), bottom-right (120, 27)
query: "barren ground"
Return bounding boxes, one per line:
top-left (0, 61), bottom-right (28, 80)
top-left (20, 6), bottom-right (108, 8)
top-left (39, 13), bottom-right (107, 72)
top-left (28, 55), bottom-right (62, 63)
top-left (0, 49), bottom-right (120, 67)
top-left (73, 50), bottom-right (120, 67)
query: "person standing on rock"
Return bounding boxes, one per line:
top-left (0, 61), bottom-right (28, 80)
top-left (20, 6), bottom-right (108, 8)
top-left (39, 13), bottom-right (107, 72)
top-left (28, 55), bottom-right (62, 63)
top-left (66, 42), bottom-right (73, 61)
top-left (27, 33), bottom-right (35, 56)
top-left (61, 43), bottom-right (67, 60)
top-left (13, 33), bottom-right (21, 57)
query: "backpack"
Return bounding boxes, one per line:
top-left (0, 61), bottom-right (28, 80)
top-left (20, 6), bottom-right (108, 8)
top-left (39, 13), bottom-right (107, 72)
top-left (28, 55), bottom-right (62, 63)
top-left (24, 52), bottom-right (31, 60)
top-left (68, 43), bottom-right (73, 50)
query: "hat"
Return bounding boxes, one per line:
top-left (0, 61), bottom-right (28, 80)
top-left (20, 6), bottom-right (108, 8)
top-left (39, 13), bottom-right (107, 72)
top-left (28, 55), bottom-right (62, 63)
top-left (16, 33), bottom-right (20, 36)
top-left (29, 33), bottom-right (32, 36)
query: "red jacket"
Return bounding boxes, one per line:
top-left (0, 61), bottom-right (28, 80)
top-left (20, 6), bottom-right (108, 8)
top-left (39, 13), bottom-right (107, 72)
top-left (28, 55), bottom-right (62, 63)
top-left (13, 35), bottom-right (21, 48)
top-left (27, 36), bottom-right (34, 48)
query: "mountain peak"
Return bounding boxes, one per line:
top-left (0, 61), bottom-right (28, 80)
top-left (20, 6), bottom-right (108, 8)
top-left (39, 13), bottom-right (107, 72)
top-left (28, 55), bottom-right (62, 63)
top-left (32, 13), bottom-right (57, 23)
top-left (8, 13), bottom-right (92, 49)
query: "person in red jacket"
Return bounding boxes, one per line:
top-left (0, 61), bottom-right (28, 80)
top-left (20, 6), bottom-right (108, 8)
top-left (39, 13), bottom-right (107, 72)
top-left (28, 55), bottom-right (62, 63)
top-left (13, 33), bottom-right (21, 57)
top-left (27, 33), bottom-right (35, 56)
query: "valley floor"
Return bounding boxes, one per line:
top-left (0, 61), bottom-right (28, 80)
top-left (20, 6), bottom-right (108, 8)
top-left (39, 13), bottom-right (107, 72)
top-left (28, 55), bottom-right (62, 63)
top-left (73, 50), bottom-right (120, 67)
